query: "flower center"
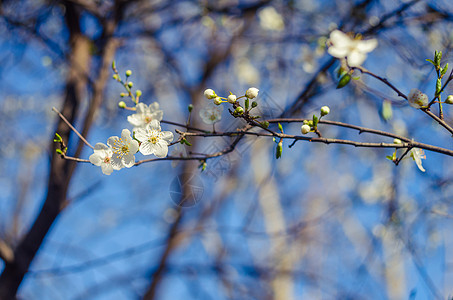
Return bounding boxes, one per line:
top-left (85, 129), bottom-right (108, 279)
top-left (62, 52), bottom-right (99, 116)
top-left (210, 114), bottom-right (217, 121)
top-left (150, 136), bottom-right (158, 144)
top-left (145, 116), bottom-right (152, 124)
top-left (104, 157), bottom-right (111, 163)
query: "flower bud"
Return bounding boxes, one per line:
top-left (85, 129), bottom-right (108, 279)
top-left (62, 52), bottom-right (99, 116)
top-left (125, 70), bottom-right (132, 77)
top-left (251, 101), bottom-right (258, 108)
top-left (204, 89), bottom-right (216, 99)
top-left (213, 97), bottom-right (222, 105)
top-left (188, 104), bottom-right (193, 112)
top-left (446, 95), bottom-right (453, 104)
top-left (235, 106), bottom-right (244, 115)
top-left (407, 88), bottom-right (428, 108)
top-left (246, 87), bottom-right (259, 99)
top-left (227, 94), bottom-right (237, 103)
top-left (301, 124), bottom-right (311, 134)
top-left (135, 90), bottom-right (142, 97)
top-left (118, 101), bottom-right (126, 108)
top-left (120, 93), bottom-right (127, 97)
top-left (320, 106), bottom-right (330, 116)
top-left (127, 81), bottom-right (133, 88)
top-left (112, 74), bottom-right (119, 80)
top-left (393, 138), bottom-right (402, 144)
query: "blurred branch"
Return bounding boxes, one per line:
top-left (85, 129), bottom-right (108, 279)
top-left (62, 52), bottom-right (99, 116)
top-left (0, 239), bottom-right (13, 263)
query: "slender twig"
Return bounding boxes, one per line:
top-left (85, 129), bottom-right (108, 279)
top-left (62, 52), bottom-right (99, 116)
top-left (52, 107), bottom-right (94, 149)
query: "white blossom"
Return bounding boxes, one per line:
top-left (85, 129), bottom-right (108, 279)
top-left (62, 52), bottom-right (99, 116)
top-left (301, 124), bottom-right (311, 134)
top-left (135, 119), bottom-right (174, 158)
top-left (410, 148), bottom-right (426, 172)
top-left (246, 87), bottom-right (259, 99)
top-left (89, 143), bottom-right (122, 175)
top-left (258, 6), bottom-right (284, 31)
top-left (327, 30), bottom-right (377, 67)
top-left (204, 89), bottom-right (216, 99)
top-left (407, 89), bottom-right (428, 108)
top-left (127, 102), bottom-right (163, 131)
top-left (107, 129), bottom-right (139, 168)
top-left (199, 103), bottom-right (224, 125)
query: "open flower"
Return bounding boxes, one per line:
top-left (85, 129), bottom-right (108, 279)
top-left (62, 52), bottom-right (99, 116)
top-left (127, 102), bottom-right (163, 130)
top-left (411, 148), bottom-right (426, 172)
top-left (107, 129), bottom-right (139, 168)
top-left (199, 103), bottom-right (224, 125)
top-left (407, 89), bottom-right (428, 108)
top-left (327, 30), bottom-right (377, 67)
top-left (135, 119), bottom-right (174, 158)
top-left (89, 143), bottom-right (122, 175)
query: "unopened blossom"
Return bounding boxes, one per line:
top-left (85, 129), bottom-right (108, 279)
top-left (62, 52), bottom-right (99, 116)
top-left (213, 97), bottom-right (222, 105)
top-left (127, 102), bottom-right (163, 131)
top-left (327, 30), bottom-right (378, 67)
top-left (107, 129), bottom-right (139, 168)
top-left (246, 87), bottom-right (259, 99)
top-left (135, 119), bottom-right (174, 158)
top-left (204, 89), bottom-right (216, 99)
top-left (410, 148), bottom-right (426, 172)
top-left (320, 106), bottom-right (330, 116)
top-left (227, 94), bottom-right (237, 103)
top-left (89, 143), bottom-right (122, 175)
top-left (301, 124), bottom-right (311, 134)
top-left (407, 89), bottom-right (428, 108)
top-left (199, 103), bottom-right (224, 125)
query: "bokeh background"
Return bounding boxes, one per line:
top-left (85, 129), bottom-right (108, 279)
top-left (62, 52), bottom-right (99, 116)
top-left (1, 0), bottom-right (453, 299)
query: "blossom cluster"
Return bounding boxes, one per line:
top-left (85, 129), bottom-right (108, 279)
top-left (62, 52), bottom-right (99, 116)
top-left (90, 102), bottom-right (173, 175)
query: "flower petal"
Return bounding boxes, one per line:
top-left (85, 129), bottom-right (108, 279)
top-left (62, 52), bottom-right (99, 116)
top-left (153, 141), bottom-right (168, 158)
top-left (139, 141), bottom-right (154, 155)
top-left (89, 153), bottom-right (103, 166)
top-left (122, 153), bottom-right (135, 168)
top-left (111, 155), bottom-right (124, 170)
top-left (107, 136), bottom-right (119, 149)
top-left (161, 131), bottom-right (174, 143)
top-left (148, 119), bottom-right (161, 131)
top-left (134, 128), bottom-right (148, 142)
top-left (101, 163), bottom-right (114, 175)
top-left (330, 30), bottom-right (353, 47)
top-left (356, 38), bottom-right (378, 53)
top-left (121, 129), bottom-right (132, 140)
top-left (347, 51), bottom-right (366, 67)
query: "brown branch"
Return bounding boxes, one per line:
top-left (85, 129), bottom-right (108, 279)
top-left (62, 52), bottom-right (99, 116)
top-left (52, 107), bottom-right (94, 149)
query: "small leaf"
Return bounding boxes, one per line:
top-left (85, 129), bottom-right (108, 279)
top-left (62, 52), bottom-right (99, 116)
top-left (276, 142), bottom-right (283, 159)
top-left (441, 63), bottom-right (449, 76)
top-left (336, 73), bottom-right (351, 89)
top-left (312, 114), bottom-right (319, 128)
top-left (53, 133), bottom-right (62, 143)
top-left (56, 149), bottom-right (63, 155)
top-left (426, 58), bottom-right (435, 66)
top-left (436, 78), bottom-right (442, 95)
top-left (183, 138), bottom-right (192, 146)
top-left (386, 155), bottom-right (394, 161)
top-left (278, 123), bottom-right (283, 133)
top-left (245, 98), bottom-right (249, 110)
top-left (112, 60), bottom-right (116, 70)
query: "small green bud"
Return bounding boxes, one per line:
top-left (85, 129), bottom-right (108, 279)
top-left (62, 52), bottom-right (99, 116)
top-left (127, 81), bottom-right (133, 88)
top-left (446, 95), bottom-right (453, 104)
top-left (337, 73), bottom-right (351, 89)
top-left (278, 123), bottom-right (283, 133)
top-left (56, 148), bottom-right (63, 155)
top-left (118, 101), bottom-right (126, 108)
top-left (251, 101), bottom-right (258, 108)
top-left (320, 106), bottom-right (330, 116)
top-left (235, 106), bottom-right (244, 115)
top-left (276, 141), bottom-right (283, 159)
top-left (136, 90), bottom-right (142, 97)
top-left (188, 104), bottom-right (194, 112)
top-left (382, 100), bottom-right (393, 121)
top-left (53, 133), bottom-right (62, 143)
top-left (112, 74), bottom-right (118, 80)
top-left (213, 97), bottom-right (222, 105)
top-left (261, 121), bottom-right (269, 128)
top-left (125, 70), bottom-right (132, 77)
top-left (245, 98), bottom-right (249, 110)
top-left (112, 60), bottom-right (116, 70)
top-left (393, 138), bottom-right (402, 144)
top-left (120, 93), bottom-right (127, 97)
top-left (303, 120), bottom-right (309, 125)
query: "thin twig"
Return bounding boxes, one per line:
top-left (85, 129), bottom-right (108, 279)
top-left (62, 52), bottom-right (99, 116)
top-left (52, 107), bottom-right (94, 149)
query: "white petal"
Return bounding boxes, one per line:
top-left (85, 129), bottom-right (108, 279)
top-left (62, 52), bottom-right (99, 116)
top-left (347, 51), bottom-right (366, 67)
top-left (329, 30), bottom-right (353, 48)
top-left (148, 119), bottom-right (161, 131)
top-left (129, 140), bottom-right (139, 153)
top-left (101, 163), bottom-right (114, 175)
top-left (134, 128), bottom-right (148, 142)
top-left (89, 153), bottom-right (103, 166)
top-left (121, 129), bottom-right (132, 140)
top-left (356, 38), bottom-right (378, 53)
top-left (136, 103), bottom-right (147, 114)
top-left (127, 114), bottom-right (144, 127)
top-left (154, 142), bottom-right (168, 158)
top-left (94, 143), bottom-right (109, 152)
top-left (151, 111), bottom-right (163, 121)
top-left (107, 136), bottom-right (119, 148)
top-left (139, 142), bottom-right (154, 155)
top-left (149, 102), bottom-right (160, 111)
top-left (327, 46), bottom-right (349, 58)
top-left (111, 155), bottom-right (124, 170)
top-left (161, 131), bottom-right (174, 143)
top-left (122, 153), bottom-right (135, 168)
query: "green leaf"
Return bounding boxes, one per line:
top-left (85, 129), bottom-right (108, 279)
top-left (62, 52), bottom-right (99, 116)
top-left (312, 114), bottom-right (319, 128)
top-left (56, 149), bottom-right (63, 155)
top-left (426, 58), bottom-right (435, 66)
top-left (336, 73), bottom-right (351, 89)
top-left (245, 98), bottom-right (249, 110)
top-left (183, 138), bottom-right (192, 146)
top-left (276, 142), bottom-right (283, 159)
top-left (441, 63), bottom-right (449, 76)
top-left (436, 78), bottom-right (442, 95)
top-left (278, 123), bottom-right (283, 133)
